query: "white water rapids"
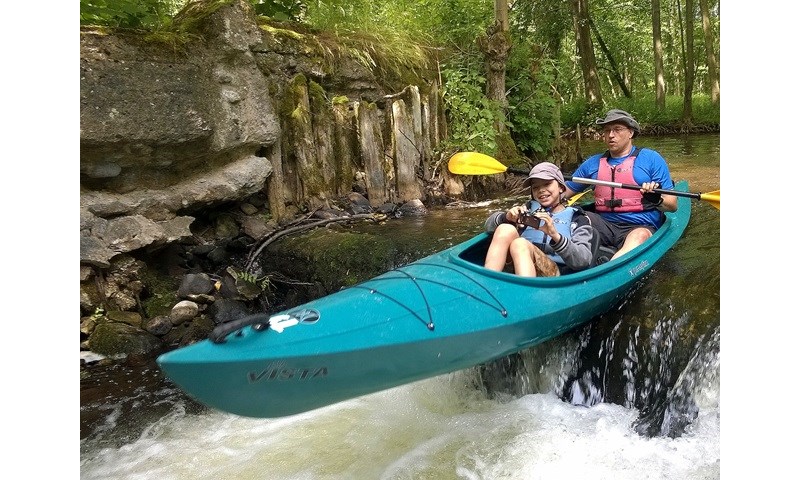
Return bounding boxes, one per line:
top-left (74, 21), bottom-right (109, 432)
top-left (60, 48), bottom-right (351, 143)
top-left (79, 337), bottom-right (721, 480)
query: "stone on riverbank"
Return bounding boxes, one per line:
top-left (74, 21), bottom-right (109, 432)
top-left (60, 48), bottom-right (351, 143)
top-left (88, 322), bottom-right (163, 357)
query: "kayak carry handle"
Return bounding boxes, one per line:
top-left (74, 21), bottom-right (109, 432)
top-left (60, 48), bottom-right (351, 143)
top-left (209, 313), bottom-right (271, 344)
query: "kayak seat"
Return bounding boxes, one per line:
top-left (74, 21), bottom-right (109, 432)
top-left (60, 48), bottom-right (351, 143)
top-left (558, 224), bottom-right (613, 274)
top-left (589, 227), bottom-right (616, 267)
top-left (594, 245), bottom-right (616, 266)
top-left (580, 209), bottom-right (617, 266)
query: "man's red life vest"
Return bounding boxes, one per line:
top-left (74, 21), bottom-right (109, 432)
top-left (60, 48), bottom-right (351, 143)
top-left (594, 149), bottom-right (646, 213)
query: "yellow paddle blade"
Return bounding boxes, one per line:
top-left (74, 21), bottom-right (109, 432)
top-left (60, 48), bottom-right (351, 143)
top-left (566, 189), bottom-right (593, 206)
top-left (700, 190), bottom-right (720, 210)
top-left (447, 152), bottom-right (509, 175)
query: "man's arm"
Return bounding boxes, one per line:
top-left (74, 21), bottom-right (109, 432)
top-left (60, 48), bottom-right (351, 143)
top-left (564, 155), bottom-right (598, 197)
top-left (648, 150), bottom-right (678, 212)
top-left (659, 191), bottom-right (678, 212)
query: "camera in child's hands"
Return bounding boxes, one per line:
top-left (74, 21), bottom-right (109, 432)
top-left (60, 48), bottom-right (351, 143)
top-left (518, 207), bottom-right (550, 228)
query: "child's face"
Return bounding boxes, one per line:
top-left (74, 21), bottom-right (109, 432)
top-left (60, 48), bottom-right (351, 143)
top-left (529, 179), bottom-right (561, 207)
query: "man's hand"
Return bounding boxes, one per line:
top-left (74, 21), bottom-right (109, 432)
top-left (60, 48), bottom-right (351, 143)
top-left (640, 182), bottom-right (663, 208)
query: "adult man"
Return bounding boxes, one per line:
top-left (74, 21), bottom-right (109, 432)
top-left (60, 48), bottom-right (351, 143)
top-left (564, 109), bottom-right (677, 260)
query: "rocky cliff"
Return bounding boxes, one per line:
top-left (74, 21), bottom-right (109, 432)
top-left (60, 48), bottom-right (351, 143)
top-left (81, 0), bottom-right (462, 269)
top-left (80, 0), bottom-right (467, 354)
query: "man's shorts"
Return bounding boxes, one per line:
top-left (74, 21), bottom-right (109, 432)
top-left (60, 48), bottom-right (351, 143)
top-left (585, 211), bottom-right (657, 250)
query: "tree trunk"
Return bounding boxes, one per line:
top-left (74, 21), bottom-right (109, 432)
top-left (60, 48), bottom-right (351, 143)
top-left (495, 0), bottom-right (508, 32)
top-left (699, 0), bottom-right (719, 105)
top-left (588, 17), bottom-right (631, 98)
top-left (571, 0), bottom-right (602, 106)
top-left (681, 0), bottom-right (695, 123)
top-left (478, 0), bottom-right (511, 133)
top-left (652, 0), bottom-right (666, 110)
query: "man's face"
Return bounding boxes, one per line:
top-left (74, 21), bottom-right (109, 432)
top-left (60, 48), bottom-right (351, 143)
top-left (602, 122), bottom-right (633, 151)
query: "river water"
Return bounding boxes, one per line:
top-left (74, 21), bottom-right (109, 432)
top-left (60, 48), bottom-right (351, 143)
top-left (80, 134), bottom-right (721, 479)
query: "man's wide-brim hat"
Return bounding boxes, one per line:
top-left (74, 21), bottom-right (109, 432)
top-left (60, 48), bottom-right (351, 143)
top-left (522, 162), bottom-right (566, 189)
top-left (596, 109), bottom-right (641, 137)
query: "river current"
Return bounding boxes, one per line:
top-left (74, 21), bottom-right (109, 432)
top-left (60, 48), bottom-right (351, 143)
top-left (79, 134), bottom-right (722, 479)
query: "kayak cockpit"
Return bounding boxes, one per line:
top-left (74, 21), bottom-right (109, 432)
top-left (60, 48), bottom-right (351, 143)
top-left (452, 230), bottom-right (616, 277)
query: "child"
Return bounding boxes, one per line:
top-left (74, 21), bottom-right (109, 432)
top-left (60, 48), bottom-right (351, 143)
top-left (484, 162), bottom-right (597, 277)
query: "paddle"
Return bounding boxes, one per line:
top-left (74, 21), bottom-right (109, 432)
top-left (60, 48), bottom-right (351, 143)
top-left (448, 151), bottom-right (720, 210)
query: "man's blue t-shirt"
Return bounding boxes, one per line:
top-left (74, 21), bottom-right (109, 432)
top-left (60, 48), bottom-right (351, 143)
top-left (565, 146), bottom-right (674, 229)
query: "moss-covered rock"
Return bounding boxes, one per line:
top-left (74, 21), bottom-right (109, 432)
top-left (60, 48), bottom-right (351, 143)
top-left (161, 315), bottom-right (215, 347)
top-left (138, 265), bottom-right (180, 319)
top-left (106, 310), bottom-right (144, 328)
top-left (266, 227), bottom-right (398, 294)
top-left (87, 321), bottom-right (163, 357)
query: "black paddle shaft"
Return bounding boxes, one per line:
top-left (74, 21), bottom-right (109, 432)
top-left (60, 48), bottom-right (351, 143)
top-left (563, 176), bottom-right (702, 200)
top-left (508, 167), bottom-right (700, 200)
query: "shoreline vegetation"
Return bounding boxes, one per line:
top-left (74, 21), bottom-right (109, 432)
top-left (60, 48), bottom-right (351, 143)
top-left (560, 95), bottom-right (719, 139)
top-left (80, 0), bottom-right (720, 160)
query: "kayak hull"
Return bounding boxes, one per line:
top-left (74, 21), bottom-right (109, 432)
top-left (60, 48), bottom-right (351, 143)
top-left (158, 182), bottom-right (691, 418)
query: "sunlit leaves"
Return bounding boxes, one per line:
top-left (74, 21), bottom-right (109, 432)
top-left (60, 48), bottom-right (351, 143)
top-left (80, 0), bottom-right (182, 29)
top-left (441, 66), bottom-right (503, 153)
top-left (250, 0), bottom-right (306, 21)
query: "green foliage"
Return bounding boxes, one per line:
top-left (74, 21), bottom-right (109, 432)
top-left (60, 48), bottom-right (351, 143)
top-left (615, 95), bottom-right (720, 130)
top-left (411, 0), bottom-right (492, 55)
top-left (80, 0), bottom-right (238, 50)
top-left (687, 96), bottom-right (721, 126)
top-left (90, 306), bottom-right (106, 321)
top-left (561, 95), bottom-right (720, 134)
top-left (229, 267), bottom-right (273, 300)
top-left (80, 0), bottom-right (183, 29)
top-left (588, 0), bottom-right (653, 96)
top-left (512, 0), bottom-right (571, 55)
top-left (236, 270), bottom-right (272, 290)
top-left (298, 0), bottom-right (503, 153)
top-left (504, 41), bottom-right (559, 157)
top-left (171, 0), bottom-right (239, 31)
top-left (303, 0), bottom-right (435, 85)
top-left (440, 65), bottom-right (504, 154)
top-left (250, 0), bottom-right (305, 21)
top-left (560, 98), bottom-right (590, 128)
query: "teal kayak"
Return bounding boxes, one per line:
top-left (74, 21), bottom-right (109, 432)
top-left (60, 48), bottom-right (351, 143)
top-left (157, 181), bottom-right (691, 418)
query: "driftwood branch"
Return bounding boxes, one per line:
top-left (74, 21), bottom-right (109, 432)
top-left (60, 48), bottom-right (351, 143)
top-left (244, 213), bottom-right (386, 273)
